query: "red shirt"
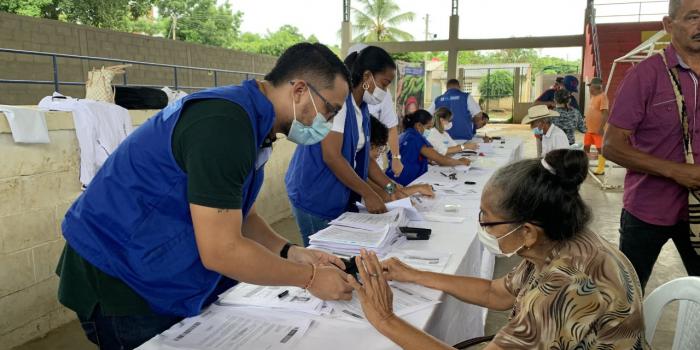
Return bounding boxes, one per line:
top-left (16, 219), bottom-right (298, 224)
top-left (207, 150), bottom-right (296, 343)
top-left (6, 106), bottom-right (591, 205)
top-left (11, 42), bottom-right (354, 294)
top-left (608, 44), bottom-right (700, 225)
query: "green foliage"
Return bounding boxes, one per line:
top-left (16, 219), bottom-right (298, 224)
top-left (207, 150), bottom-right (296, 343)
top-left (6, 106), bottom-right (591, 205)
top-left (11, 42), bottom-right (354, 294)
top-left (1, 0), bottom-right (155, 29)
top-left (232, 25), bottom-right (318, 57)
top-left (157, 0), bottom-right (241, 47)
top-left (479, 70), bottom-right (514, 99)
top-left (458, 49), bottom-right (580, 75)
top-left (351, 0), bottom-right (415, 42)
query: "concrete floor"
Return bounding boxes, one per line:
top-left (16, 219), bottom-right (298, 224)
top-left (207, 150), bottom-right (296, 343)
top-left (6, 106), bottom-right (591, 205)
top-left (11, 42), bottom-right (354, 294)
top-left (14, 126), bottom-right (684, 349)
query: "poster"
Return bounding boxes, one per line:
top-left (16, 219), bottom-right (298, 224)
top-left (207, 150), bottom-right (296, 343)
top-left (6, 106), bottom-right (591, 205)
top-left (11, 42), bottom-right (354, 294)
top-left (395, 62), bottom-right (425, 120)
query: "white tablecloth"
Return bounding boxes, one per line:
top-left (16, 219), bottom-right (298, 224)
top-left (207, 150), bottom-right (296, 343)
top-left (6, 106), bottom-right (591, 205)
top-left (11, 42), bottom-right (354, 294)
top-left (138, 138), bottom-right (524, 350)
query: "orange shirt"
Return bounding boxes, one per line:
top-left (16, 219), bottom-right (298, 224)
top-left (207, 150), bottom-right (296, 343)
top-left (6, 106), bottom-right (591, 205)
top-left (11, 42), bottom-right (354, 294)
top-left (585, 93), bottom-right (609, 133)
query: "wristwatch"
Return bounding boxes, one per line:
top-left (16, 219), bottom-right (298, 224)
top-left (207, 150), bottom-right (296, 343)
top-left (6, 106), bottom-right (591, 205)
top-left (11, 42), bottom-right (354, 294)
top-left (384, 182), bottom-right (397, 195)
top-left (280, 242), bottom-right (297, 259)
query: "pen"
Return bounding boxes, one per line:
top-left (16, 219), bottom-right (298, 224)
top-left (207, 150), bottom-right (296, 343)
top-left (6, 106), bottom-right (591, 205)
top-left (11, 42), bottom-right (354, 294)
top-left (277, 290), bottom-right (289, 299)
top-left (440, 172), bottom-right (448, 177)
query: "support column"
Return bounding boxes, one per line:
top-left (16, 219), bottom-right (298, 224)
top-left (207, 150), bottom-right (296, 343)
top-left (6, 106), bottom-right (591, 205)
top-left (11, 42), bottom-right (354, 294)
top-left (446, 0), bottom-right (459, 79)
top-left (447, 14), bottom-right (459, 79)
top-left (340, 0), bottom-right (352, 57)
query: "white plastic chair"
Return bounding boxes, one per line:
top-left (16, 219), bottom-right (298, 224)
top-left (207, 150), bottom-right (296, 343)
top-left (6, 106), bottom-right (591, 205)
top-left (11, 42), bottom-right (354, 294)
top-left (643, 276), bottom-right (700, 349)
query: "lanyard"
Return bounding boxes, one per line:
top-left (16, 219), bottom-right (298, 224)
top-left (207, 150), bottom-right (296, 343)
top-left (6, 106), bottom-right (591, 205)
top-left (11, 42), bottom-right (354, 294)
top-left (659, 52), bottom-right (693, 159)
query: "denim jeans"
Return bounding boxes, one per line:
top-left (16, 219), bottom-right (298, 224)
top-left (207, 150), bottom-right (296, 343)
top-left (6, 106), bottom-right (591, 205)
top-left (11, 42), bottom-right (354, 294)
top-left (619, 209), bottom-right (700, 291)
top-left (291, 204), bottom-right (330, 246)
top-left (77, 305), bottom-right (181, 350)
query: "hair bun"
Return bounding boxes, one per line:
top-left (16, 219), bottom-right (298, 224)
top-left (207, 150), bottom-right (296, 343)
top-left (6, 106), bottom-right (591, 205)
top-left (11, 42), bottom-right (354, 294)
top-left (544, 149), bottom-right (588, 190)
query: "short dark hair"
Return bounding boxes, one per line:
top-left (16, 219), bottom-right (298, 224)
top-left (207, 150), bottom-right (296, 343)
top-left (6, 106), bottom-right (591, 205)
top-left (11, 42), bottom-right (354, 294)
top-left (480, 112), bottom-right (489, 120)
top-left (446, 79), bottom-right (460, 87)
top-left (370, 115), bottom-right (388, 146)
top-left (265, 42), bottom-right (350, 90)
top-left (486, 149), bottom-right (591, 241)
top-left (402, 109), bottom-right (433, 130)
top-left (554, 89), bottom-right (571, 104)
top-left (344, 46), bottom-right (396, 89)
top-left (555, 77), bottom-right (564, 84)
top-left (670, 0), bottom-right (681, 18)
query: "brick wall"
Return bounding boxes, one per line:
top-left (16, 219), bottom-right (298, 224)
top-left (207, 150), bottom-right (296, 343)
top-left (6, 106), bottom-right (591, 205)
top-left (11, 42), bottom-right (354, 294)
top-left (0, 12), bottom-right (278, 105)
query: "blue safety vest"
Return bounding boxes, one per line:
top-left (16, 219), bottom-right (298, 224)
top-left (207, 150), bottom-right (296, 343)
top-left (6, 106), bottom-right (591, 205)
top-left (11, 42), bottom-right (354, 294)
top-left (386, 128), bottom-right (431, 186)
top-left (61, 80), bottom-right (275, 317)
top-left (286, 94), bottom-right (370, 220)
top-left (434, 88), bottom-right (474, 140)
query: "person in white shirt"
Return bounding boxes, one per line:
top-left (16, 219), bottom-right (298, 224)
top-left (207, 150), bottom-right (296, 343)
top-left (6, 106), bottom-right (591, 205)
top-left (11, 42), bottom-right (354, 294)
top-left (521, 105), bottom-right (569, 157)
top-left (348, 43), bottom-right (404, 176)
top-left (426, 107), bottom-right (477, 155)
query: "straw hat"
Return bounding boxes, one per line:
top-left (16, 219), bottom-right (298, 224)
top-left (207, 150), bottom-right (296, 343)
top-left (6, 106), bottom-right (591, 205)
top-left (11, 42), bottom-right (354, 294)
top-left (521, 105), bottom-right (560, 124)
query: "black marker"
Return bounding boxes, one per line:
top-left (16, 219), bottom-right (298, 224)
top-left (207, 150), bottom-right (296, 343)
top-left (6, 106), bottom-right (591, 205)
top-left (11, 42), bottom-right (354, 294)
top-left (277, 290), bottom-right (289, 299)
top-left (464, 181), bottom-right (476, 185)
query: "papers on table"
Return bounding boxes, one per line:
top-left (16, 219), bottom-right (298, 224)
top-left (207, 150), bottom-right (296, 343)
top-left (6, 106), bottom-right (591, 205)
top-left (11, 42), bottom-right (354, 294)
top-left (386, 250), bottom-right (451, 272)
top-left (308, 224), bottom-right (404, 257)
top-left (158, 305), bottom-right (312, 350)
top-left (330, 208), bottom-right (408, 231)
top-left (328, 282), bottom-right (440, 323)
top-left (219, 284), bottom-right (327, 316)
top-left (356, 198), bottom-right (423, 221)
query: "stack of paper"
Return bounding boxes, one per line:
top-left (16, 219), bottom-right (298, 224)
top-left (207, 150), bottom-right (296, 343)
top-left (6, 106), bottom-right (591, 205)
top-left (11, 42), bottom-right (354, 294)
top-left (356, 198), bottom-right (424, 221)
top-left (218, 284), bottom-right (329, 316)
top-left (308, 224), bottom-right (404, 257)
top-left (330, 208), bottom-right (409, 231)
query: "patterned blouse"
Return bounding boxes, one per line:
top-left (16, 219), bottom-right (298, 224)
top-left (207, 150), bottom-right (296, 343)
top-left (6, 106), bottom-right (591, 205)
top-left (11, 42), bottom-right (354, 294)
top-left (492, 230), bottom-right (650, 350)
top-left (552, 107), bottom-right (586, 145)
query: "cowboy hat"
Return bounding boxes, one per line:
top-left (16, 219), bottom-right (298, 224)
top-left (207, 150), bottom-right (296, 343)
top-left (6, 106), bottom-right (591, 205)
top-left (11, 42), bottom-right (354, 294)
top-left (521, 105), bottom-right (560, 124)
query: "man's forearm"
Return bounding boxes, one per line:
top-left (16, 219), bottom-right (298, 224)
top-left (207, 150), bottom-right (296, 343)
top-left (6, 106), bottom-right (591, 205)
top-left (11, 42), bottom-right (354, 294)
top-left (388, 127), bottom-right (400, 160)
top-left (206, 237), bottom-right (312, 288)
top-left (324, 154), bottom-right (375, 197)
top-left (603, 126), bottom-right (678, 178)
top-left (241, 210), bottom-right (287, 254)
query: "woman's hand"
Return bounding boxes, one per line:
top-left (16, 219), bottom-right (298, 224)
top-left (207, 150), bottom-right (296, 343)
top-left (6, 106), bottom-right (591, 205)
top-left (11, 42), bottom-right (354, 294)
top-left (381, 257), bottom-right (421, 283)
top-left (346, 250), bottom-right (397, 328)
top-left (406, 184), bottom-right (435, 198)
top-left (455, 157), bottom-right (471, 166)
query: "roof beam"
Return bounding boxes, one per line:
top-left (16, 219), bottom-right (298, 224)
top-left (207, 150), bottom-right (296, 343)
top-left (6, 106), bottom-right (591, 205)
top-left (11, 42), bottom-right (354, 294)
top-left (365, 35), bottom-right (583, 53)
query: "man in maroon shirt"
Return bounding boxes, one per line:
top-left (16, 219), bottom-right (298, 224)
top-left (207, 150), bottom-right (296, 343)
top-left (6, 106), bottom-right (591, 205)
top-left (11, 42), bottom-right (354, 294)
top-left (604, 0), bottom-right (700, 290)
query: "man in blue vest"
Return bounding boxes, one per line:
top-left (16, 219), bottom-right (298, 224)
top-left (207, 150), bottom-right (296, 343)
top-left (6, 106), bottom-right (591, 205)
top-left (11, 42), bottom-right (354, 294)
top-left (55, 43), bottom-right (354, 349)
top-left (427, 79), bottom-right (483, 140)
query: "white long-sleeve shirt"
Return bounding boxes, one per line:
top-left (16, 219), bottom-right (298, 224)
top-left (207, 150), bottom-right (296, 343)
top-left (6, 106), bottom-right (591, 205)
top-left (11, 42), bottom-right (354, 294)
top-left (542, 124), bottom-right (570, 157)
top-left (426, 129), bottom-right (458, 155)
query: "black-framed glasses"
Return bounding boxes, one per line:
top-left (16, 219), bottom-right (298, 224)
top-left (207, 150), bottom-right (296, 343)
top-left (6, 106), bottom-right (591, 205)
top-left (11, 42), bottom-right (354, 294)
top-left (306, 82), bottom-right (341, 120)
top-left (478, 210), bottom-right (521, 228)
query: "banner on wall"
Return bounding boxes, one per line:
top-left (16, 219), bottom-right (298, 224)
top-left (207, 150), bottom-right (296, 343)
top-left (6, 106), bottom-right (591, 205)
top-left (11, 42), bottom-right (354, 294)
top-left (395, 62), bottom-right (425, 119)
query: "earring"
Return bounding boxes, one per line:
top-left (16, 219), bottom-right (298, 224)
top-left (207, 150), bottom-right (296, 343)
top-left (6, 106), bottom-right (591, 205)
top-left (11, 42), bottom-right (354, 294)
top-left (362, 81), bottom-right (370, 90)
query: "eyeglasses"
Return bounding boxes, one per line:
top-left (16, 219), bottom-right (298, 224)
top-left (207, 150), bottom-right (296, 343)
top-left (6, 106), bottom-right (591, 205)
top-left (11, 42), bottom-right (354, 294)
top-left (306, 82), bottom-right (342, 120)
top-left (478, 210), bottom-right (521, 228)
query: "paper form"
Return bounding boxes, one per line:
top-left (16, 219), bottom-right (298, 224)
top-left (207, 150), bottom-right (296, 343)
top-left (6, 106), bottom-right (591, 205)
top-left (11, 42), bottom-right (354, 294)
top-left (218, 284), bottom-right (326, 316)
top-left (159, 305), bottom-right (312, 350)
top-left (328, 282), bottom-right (439, 323)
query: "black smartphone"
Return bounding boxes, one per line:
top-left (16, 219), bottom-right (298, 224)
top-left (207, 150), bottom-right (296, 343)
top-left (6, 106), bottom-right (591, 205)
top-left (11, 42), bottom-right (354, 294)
top-left (399, 226), bottom-right (432, 240)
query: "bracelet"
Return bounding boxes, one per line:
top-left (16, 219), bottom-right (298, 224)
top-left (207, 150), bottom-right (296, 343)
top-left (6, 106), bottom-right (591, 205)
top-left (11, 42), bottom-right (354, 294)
top-left (303, 263), bottom-right (318, 290)
top-left (392, 155), bottom-right (401, 160)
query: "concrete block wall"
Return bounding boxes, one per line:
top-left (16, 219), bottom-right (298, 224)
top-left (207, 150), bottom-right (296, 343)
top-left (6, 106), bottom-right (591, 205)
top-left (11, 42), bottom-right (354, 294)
top-left (0, 109), bottom-right (296, 348)
top-left (0, 12), bottom-right (278, 105)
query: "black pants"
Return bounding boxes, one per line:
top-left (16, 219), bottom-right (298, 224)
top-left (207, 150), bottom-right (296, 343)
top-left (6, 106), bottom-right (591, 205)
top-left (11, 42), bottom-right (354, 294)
top-left (78, 305), bottom-right (181, 350)
top-left (619, 209), bottom-right (700, 291)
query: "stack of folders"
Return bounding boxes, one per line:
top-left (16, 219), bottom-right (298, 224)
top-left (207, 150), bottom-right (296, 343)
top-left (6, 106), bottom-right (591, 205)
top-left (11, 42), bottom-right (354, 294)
top-left (308, 208), bottom-right (408, 257)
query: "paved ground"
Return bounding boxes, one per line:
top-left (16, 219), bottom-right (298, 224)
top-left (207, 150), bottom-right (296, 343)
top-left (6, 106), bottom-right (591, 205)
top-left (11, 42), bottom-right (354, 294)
top-left (14, 125), bottom-right (683, 349)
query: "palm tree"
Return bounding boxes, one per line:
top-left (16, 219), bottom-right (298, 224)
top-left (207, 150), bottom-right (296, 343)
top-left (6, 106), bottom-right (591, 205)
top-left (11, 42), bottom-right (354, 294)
top-left (351, 0), bottom-right (415, 42)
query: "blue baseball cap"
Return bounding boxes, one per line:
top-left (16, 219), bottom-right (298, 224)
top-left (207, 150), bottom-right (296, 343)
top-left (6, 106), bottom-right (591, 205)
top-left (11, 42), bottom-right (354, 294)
top-left (563, 75), bottom-right (579, 93)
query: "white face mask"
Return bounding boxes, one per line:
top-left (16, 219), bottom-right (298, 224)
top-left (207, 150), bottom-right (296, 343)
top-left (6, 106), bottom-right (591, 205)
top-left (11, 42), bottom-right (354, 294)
top-left (444, 122), bottom-right (453, 131)
top-left (477, 224), bottom-right (524, 258)
top-left (363, 74), bottom-right (387, 105)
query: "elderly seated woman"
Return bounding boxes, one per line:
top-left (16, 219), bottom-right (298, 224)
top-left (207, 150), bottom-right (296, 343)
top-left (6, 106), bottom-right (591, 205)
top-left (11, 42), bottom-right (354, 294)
top-left (348, 149), bottom-right (650, 350)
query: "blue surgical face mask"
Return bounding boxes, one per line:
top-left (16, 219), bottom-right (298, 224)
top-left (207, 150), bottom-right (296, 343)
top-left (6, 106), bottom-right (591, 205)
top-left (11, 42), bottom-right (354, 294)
top-left (287, 88), bottom-right (332, 145)
top-left (532, 126), bottom-right (544, 136)
top-left (422, 128), bottom-right (431, 138)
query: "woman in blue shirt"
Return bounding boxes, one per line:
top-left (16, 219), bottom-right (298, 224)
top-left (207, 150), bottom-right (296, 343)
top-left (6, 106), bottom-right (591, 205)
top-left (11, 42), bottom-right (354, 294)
top-left (286, 46), bottom-right (404, 245)
top-left (387, 109), bottom-right (470, 186)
